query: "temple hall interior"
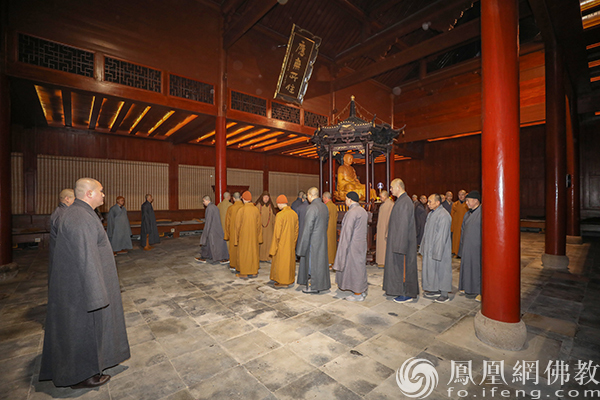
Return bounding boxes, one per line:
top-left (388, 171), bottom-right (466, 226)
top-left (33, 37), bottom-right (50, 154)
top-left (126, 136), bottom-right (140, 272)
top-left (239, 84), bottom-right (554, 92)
top-left (1, 0), bottom-right (600, 399)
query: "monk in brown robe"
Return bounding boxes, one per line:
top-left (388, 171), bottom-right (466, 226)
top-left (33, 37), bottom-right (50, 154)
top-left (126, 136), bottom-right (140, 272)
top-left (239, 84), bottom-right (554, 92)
top-left (451, 189), bottom-right (469, 255)
top-left (376, 190), bottom-right (394, 268)
top-left (233, 191), bottom-right (262, 278)
top-left (255, 191), bottom-right (277, 262)
top-left (323, 191), bottom-right (338, 267)
top-left (217, 192), bottom-right (232, 250)
top-left (224, 192), bottom-right (243, 272)
top-left (269, 195), bottom-right (299, 288)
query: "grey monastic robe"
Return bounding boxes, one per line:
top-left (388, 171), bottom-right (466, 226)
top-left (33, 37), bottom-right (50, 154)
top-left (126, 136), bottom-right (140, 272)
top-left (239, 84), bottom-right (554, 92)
top-left (415, 202), bottom-right (428, 246)
top-left (442, 200), bottom-right (452, 214)
top-left (294, 200), bottom-right (309, 251)
top-left (375, 198), bottom-right (394, 265)
top-left (107, 204), bottom-right (133, 252)
top-left (383, 192), bottom-right (419, 298)
top-left (419, 206), bottom-right (452, 293)
top-left (40, 199), bottom-right (130, 386)
top-left (334, 203), bottom-right (368, 294)
top-left (141, 200), bottom-right (160, 246)
top-left (458, 205), bottom-right (482, 294)
top-left (297, 198), bottom-right (330, 291)
top-left (200, 203), bottom-right (229, 261)
top-left (49, 202), bottom-right (69, 278)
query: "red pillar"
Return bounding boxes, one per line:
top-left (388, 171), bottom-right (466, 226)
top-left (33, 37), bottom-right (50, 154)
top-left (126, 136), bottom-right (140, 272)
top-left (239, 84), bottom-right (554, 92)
top-left (542, 45), bottom-right (569, 268)
top-left (215, 19), bottom-right (227, 204)
top-left (480, 0), bottom-right (521, 323)
top-left (0, 72), bottom-right (12, 267)
top-left (566, 97), bottom-right (581, 238)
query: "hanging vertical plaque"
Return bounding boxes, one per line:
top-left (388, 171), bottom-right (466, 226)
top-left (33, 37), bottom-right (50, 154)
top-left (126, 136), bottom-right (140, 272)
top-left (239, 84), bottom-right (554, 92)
top-left (274, 24), bottom-right (321, 106)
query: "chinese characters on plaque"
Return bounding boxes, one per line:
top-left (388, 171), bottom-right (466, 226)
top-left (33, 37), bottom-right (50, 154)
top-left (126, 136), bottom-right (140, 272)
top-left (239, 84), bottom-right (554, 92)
top-left (274, 24), bottom-right (321, 105)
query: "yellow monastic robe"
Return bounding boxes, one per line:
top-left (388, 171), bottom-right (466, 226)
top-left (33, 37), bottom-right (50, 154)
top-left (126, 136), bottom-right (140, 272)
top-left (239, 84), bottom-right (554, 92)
top-left (257, 204), bottom-right (276, 261)
top-left (233, 202), bottom-right (263, 275)
top-left (268, 206), bottom-right (299, 285)
top-left (451, 200), bottom-right (469, 254)
top-left (224, 200), bottom-right (243, 270)
top-left (217, 200), bottom-right (232, 250)
top-left (375, 197), bottom-right (394, 266)
top-left (325, 200), bottom-right (338, 265)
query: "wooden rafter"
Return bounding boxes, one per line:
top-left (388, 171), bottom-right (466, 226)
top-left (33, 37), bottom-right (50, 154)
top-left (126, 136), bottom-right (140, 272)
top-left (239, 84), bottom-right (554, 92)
top-left (62, 89), bottom-right (72, 127)
top-left (88, 95), bottom-right (103, 130)
top-left (110, 101), bottom-right (133, 132)
top-left (223, 0), bottom-right (279, 49)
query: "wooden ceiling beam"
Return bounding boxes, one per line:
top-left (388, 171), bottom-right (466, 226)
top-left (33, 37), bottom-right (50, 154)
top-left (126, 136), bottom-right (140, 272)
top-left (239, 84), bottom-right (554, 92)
top-left (333, 18), bottom-right (480, 92)
top-left (88, 96), bottom-right (103, 130)
top-left (168, 116), bottom-right (214, 145)
top-left (578, 91), bottom-right (600, 113)
top-left (223, 0), bottom-right (279, 49)
top-left (110, 101), bottom-right (133, 132)
top-left (62, 89), bottom-right (72, 127)
top-left (335, 0), bottom-right (475, 66)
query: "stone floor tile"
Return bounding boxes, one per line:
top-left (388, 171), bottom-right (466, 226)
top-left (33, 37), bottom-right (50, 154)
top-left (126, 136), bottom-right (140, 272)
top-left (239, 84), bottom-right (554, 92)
top-left (364, 373), bottom-right (419, 400)
top-left (221, 330), bottom-right (281, 364)
top-left (240, 306), bottom-right (289, 328)
top-left (353, 334), bottom-right (424, 370)
top-left (381, 321), bottom-right (436, 352)
top-left (260, 317), bottom-right (317, 344)
top-left (0, 320), bottom-right (44, 342)
top-left (108, 361), bottom-right (186, 400)
top-left (170, 344), bottom-right (238, 386)
top-left (403, 310), bottom-right (459, 334)
top-left (147, 316), bottom-right (199, 339)
top-left (203, 317), bottom-right (256, 343)
top-left (188, 366), bottom-right (277, 400)
top-left (287, 331), bottom-right (349, 367)
top-left (345, 309), bottom-right (401, 333)
top-left (156, 327), bottom-right (215, 358)
top-left (275, 369), bottom-right (362, 400)
top-left (112, 340), bottom-right (168, 379)
top-left (290, 308), bottom-right (345, 331)
top-left (522, 313), bottom-right (578, 337)
top-left (0, 332), bottom-right (41, 361)
top-left (320, 298), bottom-right (369, 319)
top-left (30, 376), bottom-right (111, 399)
top-left (0, 351), bottom-right (38, 385)
top-left (159, 389), bottom-right (196, 400)
top-left (321, 351), bottom-right (394, 396)
top-left (368, 300), bottom-right (417, 320)
top-left (320, 318), bottom-right (377, 347)
top-left (269, 298), bottom-right (316, 318)
top-left (245, 347), bottom-right (316, 391)
top-left (527, 295), bottom-right (583, 324)
top-left (123, 310), bottom-right (145, 328)
top-left (126, 323), bottom-right (155, 346)
top-left (1, 378), bottom-right (32, 400)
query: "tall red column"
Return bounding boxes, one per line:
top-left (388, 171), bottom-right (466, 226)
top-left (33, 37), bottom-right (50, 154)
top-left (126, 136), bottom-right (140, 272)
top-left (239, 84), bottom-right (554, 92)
top-left (542, 45), bottom-right (569, 269)
top-left (475, 0), bottom-right (526, 350)
top-left (566, 97), bottom-right (581, 241)
top-left (215, 20), bottom-right (227, 204)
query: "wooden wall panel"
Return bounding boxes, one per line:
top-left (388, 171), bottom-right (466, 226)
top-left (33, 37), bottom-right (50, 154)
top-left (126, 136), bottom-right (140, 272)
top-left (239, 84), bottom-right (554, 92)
top-left (179, 165), bottom-right (214, 210)
top-left (227, 168), bottom-right (263, 198)
top-left (581, 120), bottom-right (600, 218)
top-left (11, 153), bottom-right (24, 214)
top-left (268, 171), bottom-right (319, 203)
top-left (520, 125), bottom-right (545, 218)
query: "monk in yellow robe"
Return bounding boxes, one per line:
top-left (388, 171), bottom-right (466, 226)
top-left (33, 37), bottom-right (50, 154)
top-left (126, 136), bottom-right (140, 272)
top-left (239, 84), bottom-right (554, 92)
top-left (217, 192), bottom-right (232, 249)
top-left (233, 191), bottom-right (262, 278)
top-left (269, 195), bottom-right (299, 287)
top-left (323, 191), bottom-right (338, 267)
top-left (224, 192), bottom-right (244, 272)
top-left (256, 191), bottom-right (277, 262)
top-left (451, 190), bottom-right (469, 255)
top-left (336, 154), bottom-right (366, 201)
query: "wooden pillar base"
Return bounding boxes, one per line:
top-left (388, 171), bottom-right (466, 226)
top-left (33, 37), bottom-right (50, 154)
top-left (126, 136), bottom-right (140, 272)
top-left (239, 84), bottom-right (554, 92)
top-left (566, 235), bottom-right (583, 245)
top-left (541, 253), bottom-right (570, 271)
top-left (474, 310), bottom-right (527, 351)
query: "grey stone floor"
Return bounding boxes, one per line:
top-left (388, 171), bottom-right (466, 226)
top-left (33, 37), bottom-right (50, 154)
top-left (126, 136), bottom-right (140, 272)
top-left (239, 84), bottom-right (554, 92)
top-left (1, 232), bottom-right (599, 400)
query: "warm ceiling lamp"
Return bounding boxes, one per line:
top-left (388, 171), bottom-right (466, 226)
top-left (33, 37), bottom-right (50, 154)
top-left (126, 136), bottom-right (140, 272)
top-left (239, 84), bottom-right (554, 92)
top-left (262, 137), bottom-right (309, 151)
top-left (227, 128), bottom-right (268, 146)
top-left (109, 101), bottom-right (125, 131)
top-left (250, 139), bottom-right (278, 149)
top-left (148, 110), bottom-right (175, 134)
top-left (164, 114), bottom-right (198, 137)
top-left (196, 122), bottom-right (240, 142)
top-left (284, 146), bottom-right (313, 155)
top-left (238, 131), bottom-right (284, 148)
top-left (129, 106), bottom-right (151, 133)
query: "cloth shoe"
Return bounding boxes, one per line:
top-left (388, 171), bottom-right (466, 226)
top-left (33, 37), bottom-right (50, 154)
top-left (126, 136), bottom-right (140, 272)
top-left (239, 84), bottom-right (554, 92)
top-left (70, 374), bottom-right (110, 389)
top-left (345, 293), bottom-right (365, 302)
top-left (195, 257), bottom-right (207, 263)
top-left (393, 295), bottom-right (415, 303)
top-left (423, 290), bottom-right (441, 299)
top-left (435, 295), bottom-right (450, 303)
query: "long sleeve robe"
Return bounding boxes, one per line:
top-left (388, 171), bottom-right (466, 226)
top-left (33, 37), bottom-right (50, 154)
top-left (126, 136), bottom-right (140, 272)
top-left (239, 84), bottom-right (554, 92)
top-left (269, 206), bottom-right (299, 285)
top-left (217, 200), bottom-right (232, 249)
top-left (258, 204), bottom-right (276, 261)
top-left (458, 205), bottom-right (482, 294)
top-left (383, 192), bottom-right (419, 298)
top-left (294, 201), bottom-right (309, 251)
top-left (296, 198), bottom-right (330, 291)
top-left (451, 200), bottom-right (469, 254)
top-left (40, 199), bottom-right (130, 386)
top-left (140, 200), bottom-right (160, 246)
top-left (419, 206), bottom-right (452, 293)
top-left (107, 204), bottom-right (133, 252)
top-left (414, 203), bottom-right (428, 246)
top-left (224, 200), bottom-right (244, 271)
top-left (442, 200), bottom-right (452, 214)
top-left (333, 203), bottom-right (368, 294)
top-left (49, 202), bottom-right (69, 279)
top-left (325, 200), bottom-right (338, 265)
top-left (233, 202), bottom-right (263, 275)
top-left (200, 203), bottom-right (229, 261)
top-left (375, 198), bottom-right (394, 266)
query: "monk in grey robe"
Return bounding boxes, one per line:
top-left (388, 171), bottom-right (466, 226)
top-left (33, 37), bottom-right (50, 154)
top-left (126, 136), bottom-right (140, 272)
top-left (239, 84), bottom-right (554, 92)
top-left (293, 192), bottom-right (309, 249)
top-left (458, 190), bottom-right (482, 301)
top-left (49, 188), bottom-right (74, 278)
top-left (40, 178), bottom-right (130, 388)
top-left (420, 194), bottom-right (452, 303)
top-left (442, 191), bottom-right (453, 214)
top-left (107, 196), bottom-right (133, 255)
top-left (297, 187), bottom-right (330, 293)
top-left (333, 191), bottom-right (368, 301)
top-left (375, 190), bottom-right (393, 268)
top-left (196, 196), bottom-right (229, 263)
top-left (141, 194), bottom-right (160, 250)
top-left (383, 179), bottom-right (419, 303)
top-left (415, 195), bottom-right (428, 246)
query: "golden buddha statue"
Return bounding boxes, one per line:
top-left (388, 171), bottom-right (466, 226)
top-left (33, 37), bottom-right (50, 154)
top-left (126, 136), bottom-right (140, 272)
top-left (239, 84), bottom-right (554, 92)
top-left (334, 153), bottom-right (366, 201)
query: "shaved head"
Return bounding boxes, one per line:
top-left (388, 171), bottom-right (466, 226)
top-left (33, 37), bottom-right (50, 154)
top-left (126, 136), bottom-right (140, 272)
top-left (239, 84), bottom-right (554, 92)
top-left (233, 192), bottom-right (241, 200)
top-left (75, 178), bottom-right (104, 209)
top-left (59, 189), bottom-right (75, 206)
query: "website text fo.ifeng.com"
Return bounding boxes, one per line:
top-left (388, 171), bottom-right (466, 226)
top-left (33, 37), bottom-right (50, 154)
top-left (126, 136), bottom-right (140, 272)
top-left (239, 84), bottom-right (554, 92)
top-left (446, 387), bottom-right (600, 399)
